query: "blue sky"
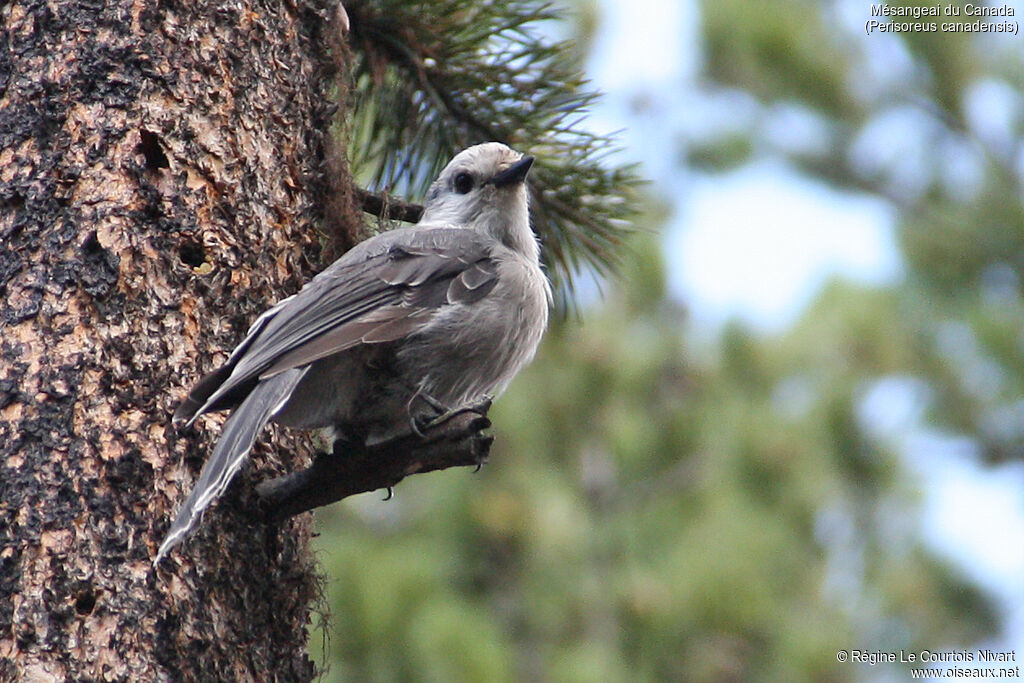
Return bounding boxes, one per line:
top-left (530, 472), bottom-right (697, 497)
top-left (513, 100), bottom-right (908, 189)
top-left (582, 0), bottom-right (1024, 667)
top-left (585, 0), bottom-right (903, 333)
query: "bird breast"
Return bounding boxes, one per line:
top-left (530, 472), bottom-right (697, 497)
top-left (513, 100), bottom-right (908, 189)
top-left (399, 249), bottom-right (549, 407)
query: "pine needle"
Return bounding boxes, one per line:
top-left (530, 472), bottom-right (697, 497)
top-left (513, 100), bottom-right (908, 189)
top-left (344, 0), bottom-right (642, 307)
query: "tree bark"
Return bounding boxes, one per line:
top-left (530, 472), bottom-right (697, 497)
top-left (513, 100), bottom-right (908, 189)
top-left (0, 0), bottom-right (355, 679)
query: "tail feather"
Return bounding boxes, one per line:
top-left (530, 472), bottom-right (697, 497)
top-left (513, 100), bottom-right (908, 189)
top-left (172, 301), bottom-right (286, 425)
top-left (156, 367), bottom-right (308, 564)
top-left (172, 362), bottom-right (238, 425)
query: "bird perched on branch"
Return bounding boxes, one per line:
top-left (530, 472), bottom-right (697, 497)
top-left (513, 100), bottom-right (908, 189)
top-left (157, 142), bottom-right (551, 563)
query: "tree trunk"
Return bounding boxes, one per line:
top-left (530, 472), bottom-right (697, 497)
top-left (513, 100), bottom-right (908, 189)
top-left (0, 0), bottom-right (356, 678)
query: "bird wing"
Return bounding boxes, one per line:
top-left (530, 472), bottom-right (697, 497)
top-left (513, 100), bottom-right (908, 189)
top-left (182, 226), bottom-right (501, 422)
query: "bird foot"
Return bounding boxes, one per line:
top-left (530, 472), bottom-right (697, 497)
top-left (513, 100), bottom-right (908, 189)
top-left (409, 395), bottom-right (493, 437)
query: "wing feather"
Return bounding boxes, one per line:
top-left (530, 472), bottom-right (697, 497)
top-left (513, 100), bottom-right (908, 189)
top-left (186, 227), bottom-right (501, 418)
top-left (447, 261), bottom-right (500, 304)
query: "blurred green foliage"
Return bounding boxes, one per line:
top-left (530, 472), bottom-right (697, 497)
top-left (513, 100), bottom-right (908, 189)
top-left (312, 0), bottom-right (1023, 680)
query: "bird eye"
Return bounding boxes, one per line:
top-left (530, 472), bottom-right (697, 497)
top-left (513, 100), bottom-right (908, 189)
top-left (453, 172), bottom-right (474, 194)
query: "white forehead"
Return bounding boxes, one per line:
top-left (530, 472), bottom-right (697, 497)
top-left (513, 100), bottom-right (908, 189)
top-left (440, 142), bottom-right (523, 176)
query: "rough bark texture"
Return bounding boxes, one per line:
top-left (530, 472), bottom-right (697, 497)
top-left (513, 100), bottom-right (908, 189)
top-left (0, 0), bottom-right (357, 679)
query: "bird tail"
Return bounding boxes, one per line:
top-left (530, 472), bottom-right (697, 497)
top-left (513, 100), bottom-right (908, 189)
top-left (155, 367), bottom-right (308, 564)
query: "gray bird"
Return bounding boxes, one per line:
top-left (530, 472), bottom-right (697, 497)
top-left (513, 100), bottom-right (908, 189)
top-left (156, 143), bottom-right (551, 563)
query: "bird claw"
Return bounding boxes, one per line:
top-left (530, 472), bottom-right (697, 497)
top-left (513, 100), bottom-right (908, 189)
top-left (409, 394), bottom-right (494, 436)
top-left (407, 390), bottom-right (447, 437)
top-left (409, 415), bottom-right (428, 438)
top-left (465, 395), bottom-right (493, 416)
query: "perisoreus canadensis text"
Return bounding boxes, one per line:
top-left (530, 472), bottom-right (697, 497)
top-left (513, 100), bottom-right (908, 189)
top-left (156, 143), bottom-right (550, 563)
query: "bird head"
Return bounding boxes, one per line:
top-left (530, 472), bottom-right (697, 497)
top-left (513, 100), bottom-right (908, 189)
top-left (420, 143), bottom-right (537, 256)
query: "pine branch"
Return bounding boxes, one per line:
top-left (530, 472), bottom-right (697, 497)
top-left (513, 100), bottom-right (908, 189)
top-left (354, 186), bottom-right (424, 223)
top-left (343, 0), bottom-right (642, 307)
top-left (256, 408), bottom-right (492, 519)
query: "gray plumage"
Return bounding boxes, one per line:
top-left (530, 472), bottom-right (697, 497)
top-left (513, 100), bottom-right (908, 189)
top-left (156, 143), bottom-right (551, 563)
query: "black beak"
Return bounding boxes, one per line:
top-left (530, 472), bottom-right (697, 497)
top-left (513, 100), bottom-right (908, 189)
top-left (490, 155), bottom-right (535, 187)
